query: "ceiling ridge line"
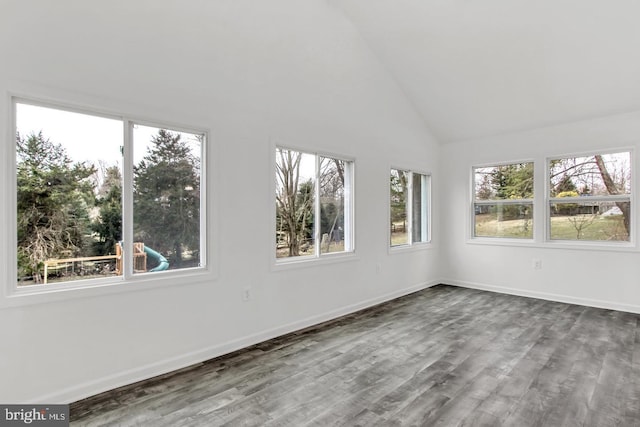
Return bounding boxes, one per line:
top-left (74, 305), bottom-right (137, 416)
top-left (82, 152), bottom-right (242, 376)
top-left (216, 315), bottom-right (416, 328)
top-left (328, 1), bottom-right (443, 145)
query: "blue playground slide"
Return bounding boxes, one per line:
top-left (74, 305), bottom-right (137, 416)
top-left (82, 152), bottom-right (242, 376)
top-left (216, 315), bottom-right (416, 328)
top-left (144, 245), bottom-right (169, 272)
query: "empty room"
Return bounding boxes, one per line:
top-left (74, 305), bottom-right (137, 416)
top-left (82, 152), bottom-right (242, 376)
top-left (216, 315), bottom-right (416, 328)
top-left (1, 1), bottom-right (639, 425)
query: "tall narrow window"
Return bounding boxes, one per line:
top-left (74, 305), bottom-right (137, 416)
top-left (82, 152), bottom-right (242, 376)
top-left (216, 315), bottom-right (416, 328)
top-left (390, 169), bottom-right (409, 246)
top-left (275, 147), bottom-right (353, 261)
top-left (390, 168), bottom-right (430, 247)
top-left (14, 99), bottom-right (206, 288)
top-left (412, 172), bottom-right (429, 243)
top-left (320, 156), bottom-right (349, 254)
top-left (548, 152), bottom-right (631, 242)
top-left (473, 162), bottom-right (534, 239)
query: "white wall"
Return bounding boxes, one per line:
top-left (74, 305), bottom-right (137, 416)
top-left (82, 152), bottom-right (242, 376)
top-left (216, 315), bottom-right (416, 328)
top-left (0, 1), bottom-right (441, 403)
top-left (441, 111), bottom-right (640, 313)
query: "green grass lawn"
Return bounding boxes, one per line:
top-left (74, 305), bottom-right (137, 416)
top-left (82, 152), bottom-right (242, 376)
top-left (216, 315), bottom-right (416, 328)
top-left (475, 214), bottom-right (532, 238)
top-left (549, 215), bottom-right (628, 241)
top-left (475, 214), bottom-right (628, 241)
top-left (391, 231), bottom-right (409, 246)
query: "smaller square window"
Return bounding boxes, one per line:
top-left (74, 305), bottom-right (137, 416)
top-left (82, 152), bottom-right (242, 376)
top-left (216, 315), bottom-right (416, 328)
top-left (472, 162), bottom-right (534, 239)
top-left (548, 152), bottom-right (631, 242)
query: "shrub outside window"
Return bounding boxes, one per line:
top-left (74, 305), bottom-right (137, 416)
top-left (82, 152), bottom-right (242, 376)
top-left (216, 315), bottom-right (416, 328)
top-left (275, 147), bottom-right (354, 261)
top-left (473, 162), bottom-right (534, 239)
top-left (548, 152), bottom-right (631, 242)
top-left (14, 99), bottom-right (205, 288)
top-left (390, 169), bottom-right (430, 247)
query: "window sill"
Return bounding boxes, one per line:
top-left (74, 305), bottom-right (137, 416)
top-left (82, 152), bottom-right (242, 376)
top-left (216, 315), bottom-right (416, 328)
top-left (388, 242), bottom-right (435, 255)
top-left (2, 267), bottom-right (215, 308)
top-left (272, 252), bottom-right (359, 271)
top-left (542, 239), bottom-right (637, 253)
top-left (467, 238), bottom-right (638, 253)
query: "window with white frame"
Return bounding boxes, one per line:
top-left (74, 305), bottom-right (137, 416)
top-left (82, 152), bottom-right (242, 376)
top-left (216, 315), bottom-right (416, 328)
top-left (14, 99), bottom-right (206, 288)
top-left (548, 151), bottom-right (631, 242)
top-left (390, 168), bottom-right (430, 247)
top-left (275, 147), bottom-right (354, 260)
top-left (472, 162), bottom-right (534, 239)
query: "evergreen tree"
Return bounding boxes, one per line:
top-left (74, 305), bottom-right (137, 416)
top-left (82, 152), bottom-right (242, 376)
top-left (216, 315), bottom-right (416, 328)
top-left (490, 163), bottom-right (533, 199)
top-left (133, 129), bottom-right (200, 268)
top-left (553, 174), bottom-right (577, 196)
top-left (390, 170), bottom-right (408, 228)
top-left (92, 166), bottom-right (122, 256)
top-left (17, 132), bottom-right (96, 282)
top-left (487, 163), bottom-right (533, 221)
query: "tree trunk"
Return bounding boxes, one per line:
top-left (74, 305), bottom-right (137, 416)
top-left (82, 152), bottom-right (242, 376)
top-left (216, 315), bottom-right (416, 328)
top-left (325, 210), bottom-right (340, 253)
top-left (174, 243), bottom-right (183, 268)
top-left (594, 155), bottom-right (630, 235)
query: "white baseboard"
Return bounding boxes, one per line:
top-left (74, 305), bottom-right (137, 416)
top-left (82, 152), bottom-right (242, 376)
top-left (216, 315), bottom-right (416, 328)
top-left (443, 278), bottom-right (640, 314)
top-left (33, 280), bottom-right (439, 404)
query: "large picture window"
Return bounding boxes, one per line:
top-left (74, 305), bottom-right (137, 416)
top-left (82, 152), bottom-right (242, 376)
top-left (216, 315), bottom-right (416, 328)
top-left (473, 162), bottom-right (534, 239)
top-left (14, 99), bottom-right (205, 287)
top-left (390, 169), bottom-right (430, 247)
top-left (548, 152), bottom-right (631, 242)
top-left (275, 147), bottom-right (354, 261)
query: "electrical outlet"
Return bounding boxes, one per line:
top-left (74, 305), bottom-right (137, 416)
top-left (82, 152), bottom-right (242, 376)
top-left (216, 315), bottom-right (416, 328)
top-left (242, 286), bottom-right (252, 301)
top-left (532, 259), bottom-right (542, 270)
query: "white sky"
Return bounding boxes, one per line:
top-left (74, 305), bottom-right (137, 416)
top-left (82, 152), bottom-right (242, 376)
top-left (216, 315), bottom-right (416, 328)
top-left (17, 103), bottom-right (124, 167)
top-left (298, 152), bottom-right (316, 183)
top-left (16, 103), bottom-right (201, 176)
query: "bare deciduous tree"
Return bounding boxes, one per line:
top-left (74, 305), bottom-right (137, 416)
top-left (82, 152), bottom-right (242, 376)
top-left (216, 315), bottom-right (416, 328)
top-left (594, 154), bottom-right (630, 235)
top-left (276, 148), bottom-right (313, 257)
top-left (551, 153), bottom-right (630, 238)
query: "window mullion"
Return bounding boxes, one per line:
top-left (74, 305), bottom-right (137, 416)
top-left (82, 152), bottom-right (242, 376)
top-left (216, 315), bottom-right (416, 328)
top-left (474, 199), bottom-right (534, 205)
top-left (344, 161), bottom-right (353, 251)
top-left (407, 172), bottom-right (413, 244)
top-left (422, 174), bottom-right (429, 242)
top-left (315, 154), bottom-right (321, 257)
top-left (548, 195), bottom-right (630, 203)
top-left (122, 120), bottom-right (134, 279)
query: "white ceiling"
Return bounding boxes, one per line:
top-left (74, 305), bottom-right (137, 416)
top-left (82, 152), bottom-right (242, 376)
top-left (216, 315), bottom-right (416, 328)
top-left (334, 0), bottom-right (640, 143)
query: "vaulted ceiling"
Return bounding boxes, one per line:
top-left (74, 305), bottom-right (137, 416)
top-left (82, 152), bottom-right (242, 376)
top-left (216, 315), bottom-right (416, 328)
top-left (334, 0), bottom-right (640, 143)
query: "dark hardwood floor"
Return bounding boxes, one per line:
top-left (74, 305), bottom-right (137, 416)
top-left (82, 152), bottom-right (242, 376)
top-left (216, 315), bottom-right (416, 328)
top-left (70, 285), bottom-right (640, 426)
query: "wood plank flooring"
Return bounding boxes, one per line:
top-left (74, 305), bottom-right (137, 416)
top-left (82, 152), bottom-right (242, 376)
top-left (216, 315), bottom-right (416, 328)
top-left (70, 285), bottom-right (640, 426)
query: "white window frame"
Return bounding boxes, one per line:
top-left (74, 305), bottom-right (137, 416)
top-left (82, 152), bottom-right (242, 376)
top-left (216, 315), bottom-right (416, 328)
top-left (4, 96), bottom-right (211, 306)
top-left (389, 168), bottom-right (432, 250)
top-left (273, 145), bottom-right (355, 267)
top-left (545, 149), bottom-right (634, 246)
top-left (471, 161), bottom-right (535, 241)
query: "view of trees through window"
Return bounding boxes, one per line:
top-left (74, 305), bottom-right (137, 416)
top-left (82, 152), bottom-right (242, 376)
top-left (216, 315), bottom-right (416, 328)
top-left (473, 163), bottom-right (534, 238)
top-left (390, 169), bottom-right (409, 245)
top-left (549, 152), bottom-right (631, 241)
top-left (133, 125), bottom-right (202, 272)
top-left (473, 153), bottom-right (632, 242)
top-left (275, 147), bottom-right (352, 259)
top-left (14, 102), bottom-right (631, 289)
top-left (15, 102), bottom-right (203, 286)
